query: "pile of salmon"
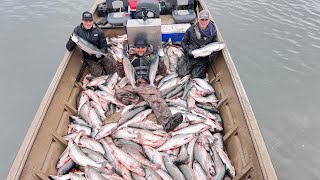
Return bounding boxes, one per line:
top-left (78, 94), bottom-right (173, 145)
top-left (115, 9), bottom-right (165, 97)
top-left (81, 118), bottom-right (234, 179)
top-left (49, 38), bottom-right (235, 180)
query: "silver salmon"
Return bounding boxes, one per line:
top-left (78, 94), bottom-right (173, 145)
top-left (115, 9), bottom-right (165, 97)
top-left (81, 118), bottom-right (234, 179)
top-left (191, 42), bottom-right (226, 58)
top-left (71, 33), bottom-right (108, 57)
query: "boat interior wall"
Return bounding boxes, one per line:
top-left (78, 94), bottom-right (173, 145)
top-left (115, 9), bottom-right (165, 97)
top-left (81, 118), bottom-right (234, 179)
top-left (18, 48), bottom-right (84, 179)
top-left (208, 53), bottom-right (264, 179)
top-left (126, 18), bottom-right (162, 49)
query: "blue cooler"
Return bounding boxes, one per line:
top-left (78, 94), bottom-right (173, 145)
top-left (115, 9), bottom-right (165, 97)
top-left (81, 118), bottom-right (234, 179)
top-left (161, 24), bottom-right (191, 43)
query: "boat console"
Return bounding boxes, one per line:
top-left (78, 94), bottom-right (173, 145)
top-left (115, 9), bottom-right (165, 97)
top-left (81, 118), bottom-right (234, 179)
top-left (96, 0), bottom-right (194, 47)
top-left (126, 16), bottom-right (162, 50)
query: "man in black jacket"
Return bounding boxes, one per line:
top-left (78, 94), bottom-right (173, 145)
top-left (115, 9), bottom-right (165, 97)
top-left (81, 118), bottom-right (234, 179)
top-left (66, 11), bottom-right (115, 77)
top-left (177, 10), bottom-right (217, 79)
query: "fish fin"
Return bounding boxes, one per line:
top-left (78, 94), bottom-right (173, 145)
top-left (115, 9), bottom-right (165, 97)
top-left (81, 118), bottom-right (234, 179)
top-left (73, 130), bottom-right (84, 145)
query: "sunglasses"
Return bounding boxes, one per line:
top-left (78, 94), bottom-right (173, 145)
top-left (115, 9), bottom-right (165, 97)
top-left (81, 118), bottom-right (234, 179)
top-left (200, 19), bottom-right (209, 21)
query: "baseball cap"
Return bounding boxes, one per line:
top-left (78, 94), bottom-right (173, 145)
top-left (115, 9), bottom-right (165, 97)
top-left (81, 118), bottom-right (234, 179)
top-left (198, 10), bottom-right (210, 20)
top-left (82, 11), bottom-right (93, 21)
top-left (134, 38), bottom-right (147, 48)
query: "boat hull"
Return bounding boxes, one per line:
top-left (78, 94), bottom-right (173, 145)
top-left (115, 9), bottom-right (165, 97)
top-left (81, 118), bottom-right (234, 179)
top-left (7, 0), bottom-right (277, 179)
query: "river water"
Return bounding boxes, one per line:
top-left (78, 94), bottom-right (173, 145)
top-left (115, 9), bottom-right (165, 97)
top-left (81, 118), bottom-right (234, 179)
top-left (0, 0), bottom-right (319, 179)
top-left (207, 0), bottom-right (320, 179)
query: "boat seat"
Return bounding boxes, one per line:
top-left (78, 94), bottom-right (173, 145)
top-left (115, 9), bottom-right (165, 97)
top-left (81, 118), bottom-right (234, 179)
top-left (107, 0), bottom-right (129, 26)
top-left (135, 0), bottom-right (160, 18)
top-left (171, 0), bottom-right (196, 23)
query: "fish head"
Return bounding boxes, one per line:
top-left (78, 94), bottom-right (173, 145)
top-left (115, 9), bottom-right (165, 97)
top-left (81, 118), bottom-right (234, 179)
top-left (71, 34), bottom-right (79, 43)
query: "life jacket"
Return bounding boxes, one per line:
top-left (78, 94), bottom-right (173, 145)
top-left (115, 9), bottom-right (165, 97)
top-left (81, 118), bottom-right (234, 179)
top-left (128, 45), bottom-right (156, 81)
top-left (131, 54), bottom-right (152, 81)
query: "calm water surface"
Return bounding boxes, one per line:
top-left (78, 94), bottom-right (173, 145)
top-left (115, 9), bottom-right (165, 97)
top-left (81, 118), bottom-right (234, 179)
top-left (0, 0), bottom-right (92, 178)
top-left (207, 0), bottom-right (320, 179)
top-left (0, 0), bottom-right (319, 179)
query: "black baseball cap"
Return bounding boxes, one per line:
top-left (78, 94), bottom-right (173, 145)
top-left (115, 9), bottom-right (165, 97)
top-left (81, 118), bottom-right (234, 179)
top-left (134, 38), bottom-right (147, 48)
top-left (82, 11), bottom-right (93, 21)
